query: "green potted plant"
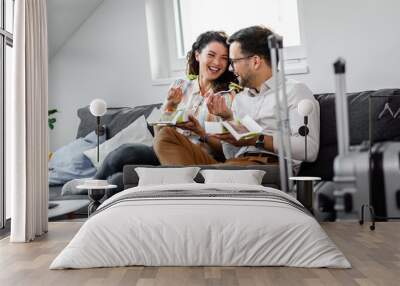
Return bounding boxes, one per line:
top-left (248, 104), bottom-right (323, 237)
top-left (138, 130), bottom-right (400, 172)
top-left (48, 109), bottom-right (58, 160)
top-left (48, 109), bottom-right (58, 130)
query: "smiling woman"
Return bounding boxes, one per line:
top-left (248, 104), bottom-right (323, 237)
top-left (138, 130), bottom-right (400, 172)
top-left (153, 31), bottom-right (239, 163)
top-left (186, 31), bottom-right (237, 93)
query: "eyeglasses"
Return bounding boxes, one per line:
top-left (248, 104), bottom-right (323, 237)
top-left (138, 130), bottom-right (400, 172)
top-left (229, 55), bottom-right (255, 68)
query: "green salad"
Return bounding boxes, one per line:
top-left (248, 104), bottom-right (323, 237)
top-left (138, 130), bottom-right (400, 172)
top-left (229, 82), bottom-right (244, 92)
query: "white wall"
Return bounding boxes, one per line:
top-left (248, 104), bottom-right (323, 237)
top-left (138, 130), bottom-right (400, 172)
top-left (293, 0), bottom-right (400, 93)
top-left (49, 0), bottom-right (400, 150)
top-left (47, 0), bottom-right (104, 59)
top-left (48, 0), bottom-right (168, 150)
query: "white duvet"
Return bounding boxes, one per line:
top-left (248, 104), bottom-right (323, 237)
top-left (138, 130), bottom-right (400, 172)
top-left (50, 183), bottom-right (350, 269)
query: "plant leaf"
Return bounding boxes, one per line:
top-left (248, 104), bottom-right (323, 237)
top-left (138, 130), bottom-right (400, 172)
top-left (48, 109), bottom-right (59, 116)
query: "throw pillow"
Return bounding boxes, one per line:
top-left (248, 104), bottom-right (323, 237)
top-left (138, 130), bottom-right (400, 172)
top-left (48, 131), bottom-right (106, 185)
top-left (84, 116), bottom-right (153, 169)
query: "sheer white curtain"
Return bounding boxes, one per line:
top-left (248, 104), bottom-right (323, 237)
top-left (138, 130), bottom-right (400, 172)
top-left (10, 0), bottom-right (49, 242)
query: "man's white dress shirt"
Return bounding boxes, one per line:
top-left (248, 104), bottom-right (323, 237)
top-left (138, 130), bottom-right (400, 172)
top-left (223, 75), bottom-right (320, 173)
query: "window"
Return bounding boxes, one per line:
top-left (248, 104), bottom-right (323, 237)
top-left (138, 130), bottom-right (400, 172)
top-left (176, 0), bottom-right (301, 58)
top-left (0, 0), bottom-right (14, 229)
top-left (146, 0), bottom-right (307, 84)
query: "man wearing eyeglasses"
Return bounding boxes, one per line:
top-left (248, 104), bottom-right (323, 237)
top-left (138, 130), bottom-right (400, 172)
top-left (207, 25), bottom-right (320, 172)
top-left (154, 26), bottom-right (320, 172)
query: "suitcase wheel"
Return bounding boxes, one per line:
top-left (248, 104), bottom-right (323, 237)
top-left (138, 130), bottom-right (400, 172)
top-left (359, 220), bottom-right (363, 225)
top-left (343, 193), bottom-right (353, 212)
top-left (370, 225), bottom-right (375, 231)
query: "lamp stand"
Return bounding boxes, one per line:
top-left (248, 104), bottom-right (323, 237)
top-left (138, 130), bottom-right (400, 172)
top-left (96, 116), bottom-right (100, 163)
top-left (298, 116), bottom-right (309, 162)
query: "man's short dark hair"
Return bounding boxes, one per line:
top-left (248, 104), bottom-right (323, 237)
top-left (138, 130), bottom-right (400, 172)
top-left (227, 26), bottom-right (278, 66)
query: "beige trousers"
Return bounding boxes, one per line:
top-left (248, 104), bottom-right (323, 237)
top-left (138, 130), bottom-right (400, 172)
top-left (154, 127), bottom-right (275, 166)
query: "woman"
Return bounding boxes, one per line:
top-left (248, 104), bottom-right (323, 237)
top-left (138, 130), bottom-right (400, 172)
top-left (94, 31), bottom-right (237, 184)
top-left (157, 30), bottom-right (237, 160)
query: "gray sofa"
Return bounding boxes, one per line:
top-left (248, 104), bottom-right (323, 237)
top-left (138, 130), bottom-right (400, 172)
top-left (49, 103), bottom-right (162, 202)
top-left (51, 88), bottom-right (400, 219)
top-left (299, 88), bottom-right (400, 180)
top-left (121, 88), bottom-right (400, 187)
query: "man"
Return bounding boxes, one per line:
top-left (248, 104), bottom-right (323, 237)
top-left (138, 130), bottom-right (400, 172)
top-left (154, 26), bottom-right (319, 172)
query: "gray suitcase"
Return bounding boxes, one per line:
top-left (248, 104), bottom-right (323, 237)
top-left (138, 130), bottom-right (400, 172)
top-left (369, 142), bottom-right (400, 220)
top-left (332, 59), bottom-right (400, 230)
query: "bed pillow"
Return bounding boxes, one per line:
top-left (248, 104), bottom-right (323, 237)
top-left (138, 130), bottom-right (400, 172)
top-left (84, 116), bottom-right (153, 169)
top-left (135, 167), bottom-right (200, 186)
top-left (48, 131), bottom-right (106, 185)
top-left (200, 169), bottom-right (266, 185)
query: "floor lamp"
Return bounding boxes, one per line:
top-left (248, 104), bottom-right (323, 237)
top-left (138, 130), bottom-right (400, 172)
top-left (297, 99), bottom-right (314, 162)
top-left (89, 99), bottom-right (107, 163)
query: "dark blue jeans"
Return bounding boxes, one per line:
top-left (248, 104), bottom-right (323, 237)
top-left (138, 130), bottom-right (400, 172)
top-left (94, 143), bottom-right (159, 180)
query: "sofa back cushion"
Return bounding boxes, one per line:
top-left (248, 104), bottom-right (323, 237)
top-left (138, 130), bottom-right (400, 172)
top-left (300, 88), bottom-right (400, 180)
top-left (369, 90), bottom-right (400, 143)
top-left (76, 103), bottom-right (162, 139)
top-left (316, 89), bottom-right (400, 148)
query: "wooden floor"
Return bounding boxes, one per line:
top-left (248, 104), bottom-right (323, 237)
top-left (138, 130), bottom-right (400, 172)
top-left (0, 222), bottom-right (399, 286)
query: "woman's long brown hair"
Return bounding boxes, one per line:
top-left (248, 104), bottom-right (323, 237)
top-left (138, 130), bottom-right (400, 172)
top-left (186, 31), bottom-right (238, 92)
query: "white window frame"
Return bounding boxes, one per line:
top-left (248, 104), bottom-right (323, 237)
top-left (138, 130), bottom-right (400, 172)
top-left (164, 0), bottom-right (185, 76)
top-left (147, 0), bottom-right (308, 85)
top-left (1, 0), bottom-right (14, 229)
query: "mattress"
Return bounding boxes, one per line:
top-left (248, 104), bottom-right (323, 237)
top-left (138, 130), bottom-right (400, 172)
top-left (50, 183), bottom-right (350, 269)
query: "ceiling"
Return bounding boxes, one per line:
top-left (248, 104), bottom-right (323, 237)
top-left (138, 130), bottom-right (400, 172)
top-left (47, 0), bottom-right (104, 59)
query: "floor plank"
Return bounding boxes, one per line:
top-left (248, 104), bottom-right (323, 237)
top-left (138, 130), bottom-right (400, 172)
top-left (0, 222), bottom-right (399, 286)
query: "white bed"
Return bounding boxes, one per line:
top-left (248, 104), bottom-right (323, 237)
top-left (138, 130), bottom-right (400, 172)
top-left (50, 183), bottom-right (350, 269)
